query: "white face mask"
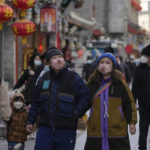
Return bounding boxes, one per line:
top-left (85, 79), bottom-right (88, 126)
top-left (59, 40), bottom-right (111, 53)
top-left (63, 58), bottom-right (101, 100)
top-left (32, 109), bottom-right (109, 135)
top-left (34, 60), bottom-right (42, 66)
top-left (140, 56), bottom-right (148, 64)
top-left (98, 58), bottom-right (113, 76)
top-left (98, 63), bottom-right (113, 74)
top-left (87, 60), bottom-right (92, 64)
top-left (13, 102), bottom-right (23, 109)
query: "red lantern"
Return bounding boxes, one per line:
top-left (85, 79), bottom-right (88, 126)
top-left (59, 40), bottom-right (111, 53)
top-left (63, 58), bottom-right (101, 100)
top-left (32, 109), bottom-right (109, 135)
top-left (12, 19), bottom-right (36, 44)
top-left (11, 0), bottom-right (35, 17)
top-left (0, 3), bottom-right (13, 30)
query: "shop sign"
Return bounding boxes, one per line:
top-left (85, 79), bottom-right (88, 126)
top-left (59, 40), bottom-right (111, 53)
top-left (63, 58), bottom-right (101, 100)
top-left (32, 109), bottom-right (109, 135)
top-left (22, 47), bottom-right (34, 70)
top-left (40, 7), bottom-right (56, 33)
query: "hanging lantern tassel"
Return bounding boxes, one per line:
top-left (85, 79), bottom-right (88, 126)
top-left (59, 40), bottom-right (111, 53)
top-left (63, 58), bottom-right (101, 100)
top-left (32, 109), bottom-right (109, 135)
top-left (20, 9), bottom-right (26, 18)
top-left (22, 36), bottom-right (27, 44)
top-left (0, 23), bottom-right (3, 30)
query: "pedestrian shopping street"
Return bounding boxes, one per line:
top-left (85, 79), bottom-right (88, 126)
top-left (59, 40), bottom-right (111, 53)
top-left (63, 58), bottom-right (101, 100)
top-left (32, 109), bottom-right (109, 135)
top-left (0, 0), bottom-right (150, 150)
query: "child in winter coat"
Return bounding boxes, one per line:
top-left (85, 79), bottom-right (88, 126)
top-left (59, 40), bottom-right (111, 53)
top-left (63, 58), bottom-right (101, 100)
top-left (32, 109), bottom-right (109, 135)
top-left (7, 91), bottom-right (28, 150)
top-left (84, 53), bottom-right (137, 150)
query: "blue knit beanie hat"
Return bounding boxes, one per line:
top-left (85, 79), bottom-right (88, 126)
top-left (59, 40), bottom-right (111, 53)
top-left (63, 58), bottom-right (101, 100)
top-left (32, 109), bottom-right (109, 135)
top-left (97, 53), bottom-right (117, 66)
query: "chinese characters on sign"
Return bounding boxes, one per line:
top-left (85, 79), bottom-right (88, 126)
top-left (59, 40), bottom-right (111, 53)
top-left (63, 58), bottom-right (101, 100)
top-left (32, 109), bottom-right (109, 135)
top-left (4, 7), bottom-right (13, 18)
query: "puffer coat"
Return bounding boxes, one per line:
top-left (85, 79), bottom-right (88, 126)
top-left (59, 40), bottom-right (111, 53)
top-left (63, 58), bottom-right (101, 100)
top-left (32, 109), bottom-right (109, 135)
top-left (85, 71), bottom-right (137, 150)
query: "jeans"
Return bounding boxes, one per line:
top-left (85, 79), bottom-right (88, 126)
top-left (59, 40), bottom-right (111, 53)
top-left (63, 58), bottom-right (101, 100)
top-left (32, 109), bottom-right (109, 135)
top-left (34, 126), bottom-right (76, 150)
top-left (8, 141), bottom-right (25, 150)
top-left (138, 106), bottom-right (150, 150)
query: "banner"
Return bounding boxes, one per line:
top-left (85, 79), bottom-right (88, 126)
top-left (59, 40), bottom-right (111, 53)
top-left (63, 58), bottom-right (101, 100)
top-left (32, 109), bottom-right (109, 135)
top-left (40, 7), bottom-right (56, 33)
top-left (22, 47), bottom-right (34, 70)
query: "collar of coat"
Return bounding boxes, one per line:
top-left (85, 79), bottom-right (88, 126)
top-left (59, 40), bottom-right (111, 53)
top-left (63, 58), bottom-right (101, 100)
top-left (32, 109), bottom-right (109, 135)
top-left (49, 66), bottom-right (68, 80)
top-left (87, 69), bottom-right (123, 99)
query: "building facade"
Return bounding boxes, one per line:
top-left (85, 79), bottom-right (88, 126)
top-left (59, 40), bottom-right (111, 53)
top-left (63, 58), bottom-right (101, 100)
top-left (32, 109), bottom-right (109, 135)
top-left (138, 0), bottom-right (150, 33)
top-left (0, 0), bottom-right (143, 88)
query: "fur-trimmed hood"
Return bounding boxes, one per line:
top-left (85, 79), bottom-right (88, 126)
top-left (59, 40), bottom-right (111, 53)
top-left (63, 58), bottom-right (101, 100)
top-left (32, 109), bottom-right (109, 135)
top-left (12, 91), bottom-right (24, 103)
top-left (87, 69), bottom-right (124, 101)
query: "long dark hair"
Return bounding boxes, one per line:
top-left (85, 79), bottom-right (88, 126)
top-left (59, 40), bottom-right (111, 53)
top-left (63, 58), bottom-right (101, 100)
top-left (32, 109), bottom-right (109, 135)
top-left (87, 63), bottom-right (122, 84)
top-left (29, 51), bottom-right (41, 70)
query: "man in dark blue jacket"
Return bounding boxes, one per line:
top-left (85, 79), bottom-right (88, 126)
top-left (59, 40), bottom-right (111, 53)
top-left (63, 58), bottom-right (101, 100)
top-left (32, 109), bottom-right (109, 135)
top-left (26, 47), bottom-right (90, 150)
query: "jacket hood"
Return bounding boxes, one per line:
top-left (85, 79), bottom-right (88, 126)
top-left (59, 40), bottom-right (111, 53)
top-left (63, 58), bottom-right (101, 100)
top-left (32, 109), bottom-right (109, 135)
top-left (113, 69), bottom-right (124, 82)
top-left (12, 91), bottom-right (25, 103)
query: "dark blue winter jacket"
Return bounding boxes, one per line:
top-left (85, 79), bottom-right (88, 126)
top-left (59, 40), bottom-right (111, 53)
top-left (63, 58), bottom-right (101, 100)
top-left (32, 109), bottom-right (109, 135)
top-left (27, 67), bottom-right (90, 129)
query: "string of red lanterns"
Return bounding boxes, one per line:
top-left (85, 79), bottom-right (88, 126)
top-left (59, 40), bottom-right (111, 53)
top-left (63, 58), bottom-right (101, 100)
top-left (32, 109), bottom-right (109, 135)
top-left (11, 0), bottom-right (36, 44)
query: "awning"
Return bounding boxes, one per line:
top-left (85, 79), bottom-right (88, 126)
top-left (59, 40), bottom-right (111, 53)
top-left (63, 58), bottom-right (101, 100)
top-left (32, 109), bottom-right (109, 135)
top-left (128, 25), bottom-right (138, 34)
top-left (128, 22), bottom-right (140, 34)
top-left (67, 11), bottom-right (97, 30)
top-left (92, 29), bottom-right (104, 36)
top-left (131, 0), bottom-right (142, 11)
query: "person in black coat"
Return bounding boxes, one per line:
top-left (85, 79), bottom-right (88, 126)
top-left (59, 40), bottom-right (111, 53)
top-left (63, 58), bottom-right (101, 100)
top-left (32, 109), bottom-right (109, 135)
top-left (82, 56), bottom-right (94, 82)
top-left (116, 55), bottom-right (132, 85)
top-left (125, 55), bottom-right (136, 79)
top-left (132, 44), bottom-right (150, 150)
top-left (32, 50), bottom-right (50, 86)
top-left (14, 51), bottom-right (42, 105)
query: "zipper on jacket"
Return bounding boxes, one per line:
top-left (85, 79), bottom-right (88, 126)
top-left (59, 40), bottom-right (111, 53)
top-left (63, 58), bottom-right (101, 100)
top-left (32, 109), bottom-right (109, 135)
top-left (52, 127), bottom-right (55, 133)
top-left (104, 101), bottom-right (108, 118)
top-left (102, 90), bottom-right (109, 150)
top-left (50, 81), bottom-right (56, 128)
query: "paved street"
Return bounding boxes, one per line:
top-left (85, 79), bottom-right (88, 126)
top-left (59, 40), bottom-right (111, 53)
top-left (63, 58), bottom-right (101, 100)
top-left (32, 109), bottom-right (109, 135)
top-left (0, 112), bottom-right (150, 150)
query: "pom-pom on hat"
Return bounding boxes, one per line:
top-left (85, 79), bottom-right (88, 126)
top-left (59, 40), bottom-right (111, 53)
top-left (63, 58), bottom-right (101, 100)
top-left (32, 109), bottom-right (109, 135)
top-left (46, 47), bottom-right (64, 62)
top-left (141, 44), bottom-right (150, 57)
top-left (97, 52), bottom-right (117, 66)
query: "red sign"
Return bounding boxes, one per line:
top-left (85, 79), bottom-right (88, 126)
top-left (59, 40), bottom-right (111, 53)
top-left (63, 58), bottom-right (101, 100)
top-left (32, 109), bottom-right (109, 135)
top-left (40, 7), bottom-right (56, 33)
top-left (22, 47), bottom-right (34, 70)
top-left (125, 44), bottom-right (133, 54)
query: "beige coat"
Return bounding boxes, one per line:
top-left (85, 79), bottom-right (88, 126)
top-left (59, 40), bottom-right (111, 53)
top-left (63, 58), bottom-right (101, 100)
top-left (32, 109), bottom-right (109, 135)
top-left (0, 80), bottom-right (12, 121)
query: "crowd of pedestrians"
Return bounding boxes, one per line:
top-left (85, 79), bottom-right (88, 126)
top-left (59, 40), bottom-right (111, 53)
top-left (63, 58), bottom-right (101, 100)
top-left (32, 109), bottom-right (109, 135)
top-left (0, 45), bottom-right (150, 150)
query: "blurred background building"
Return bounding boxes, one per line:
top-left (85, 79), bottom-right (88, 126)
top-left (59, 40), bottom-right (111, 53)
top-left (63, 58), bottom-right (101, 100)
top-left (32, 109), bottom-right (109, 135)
top-left (0, 0), bottom-right (148, 88)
